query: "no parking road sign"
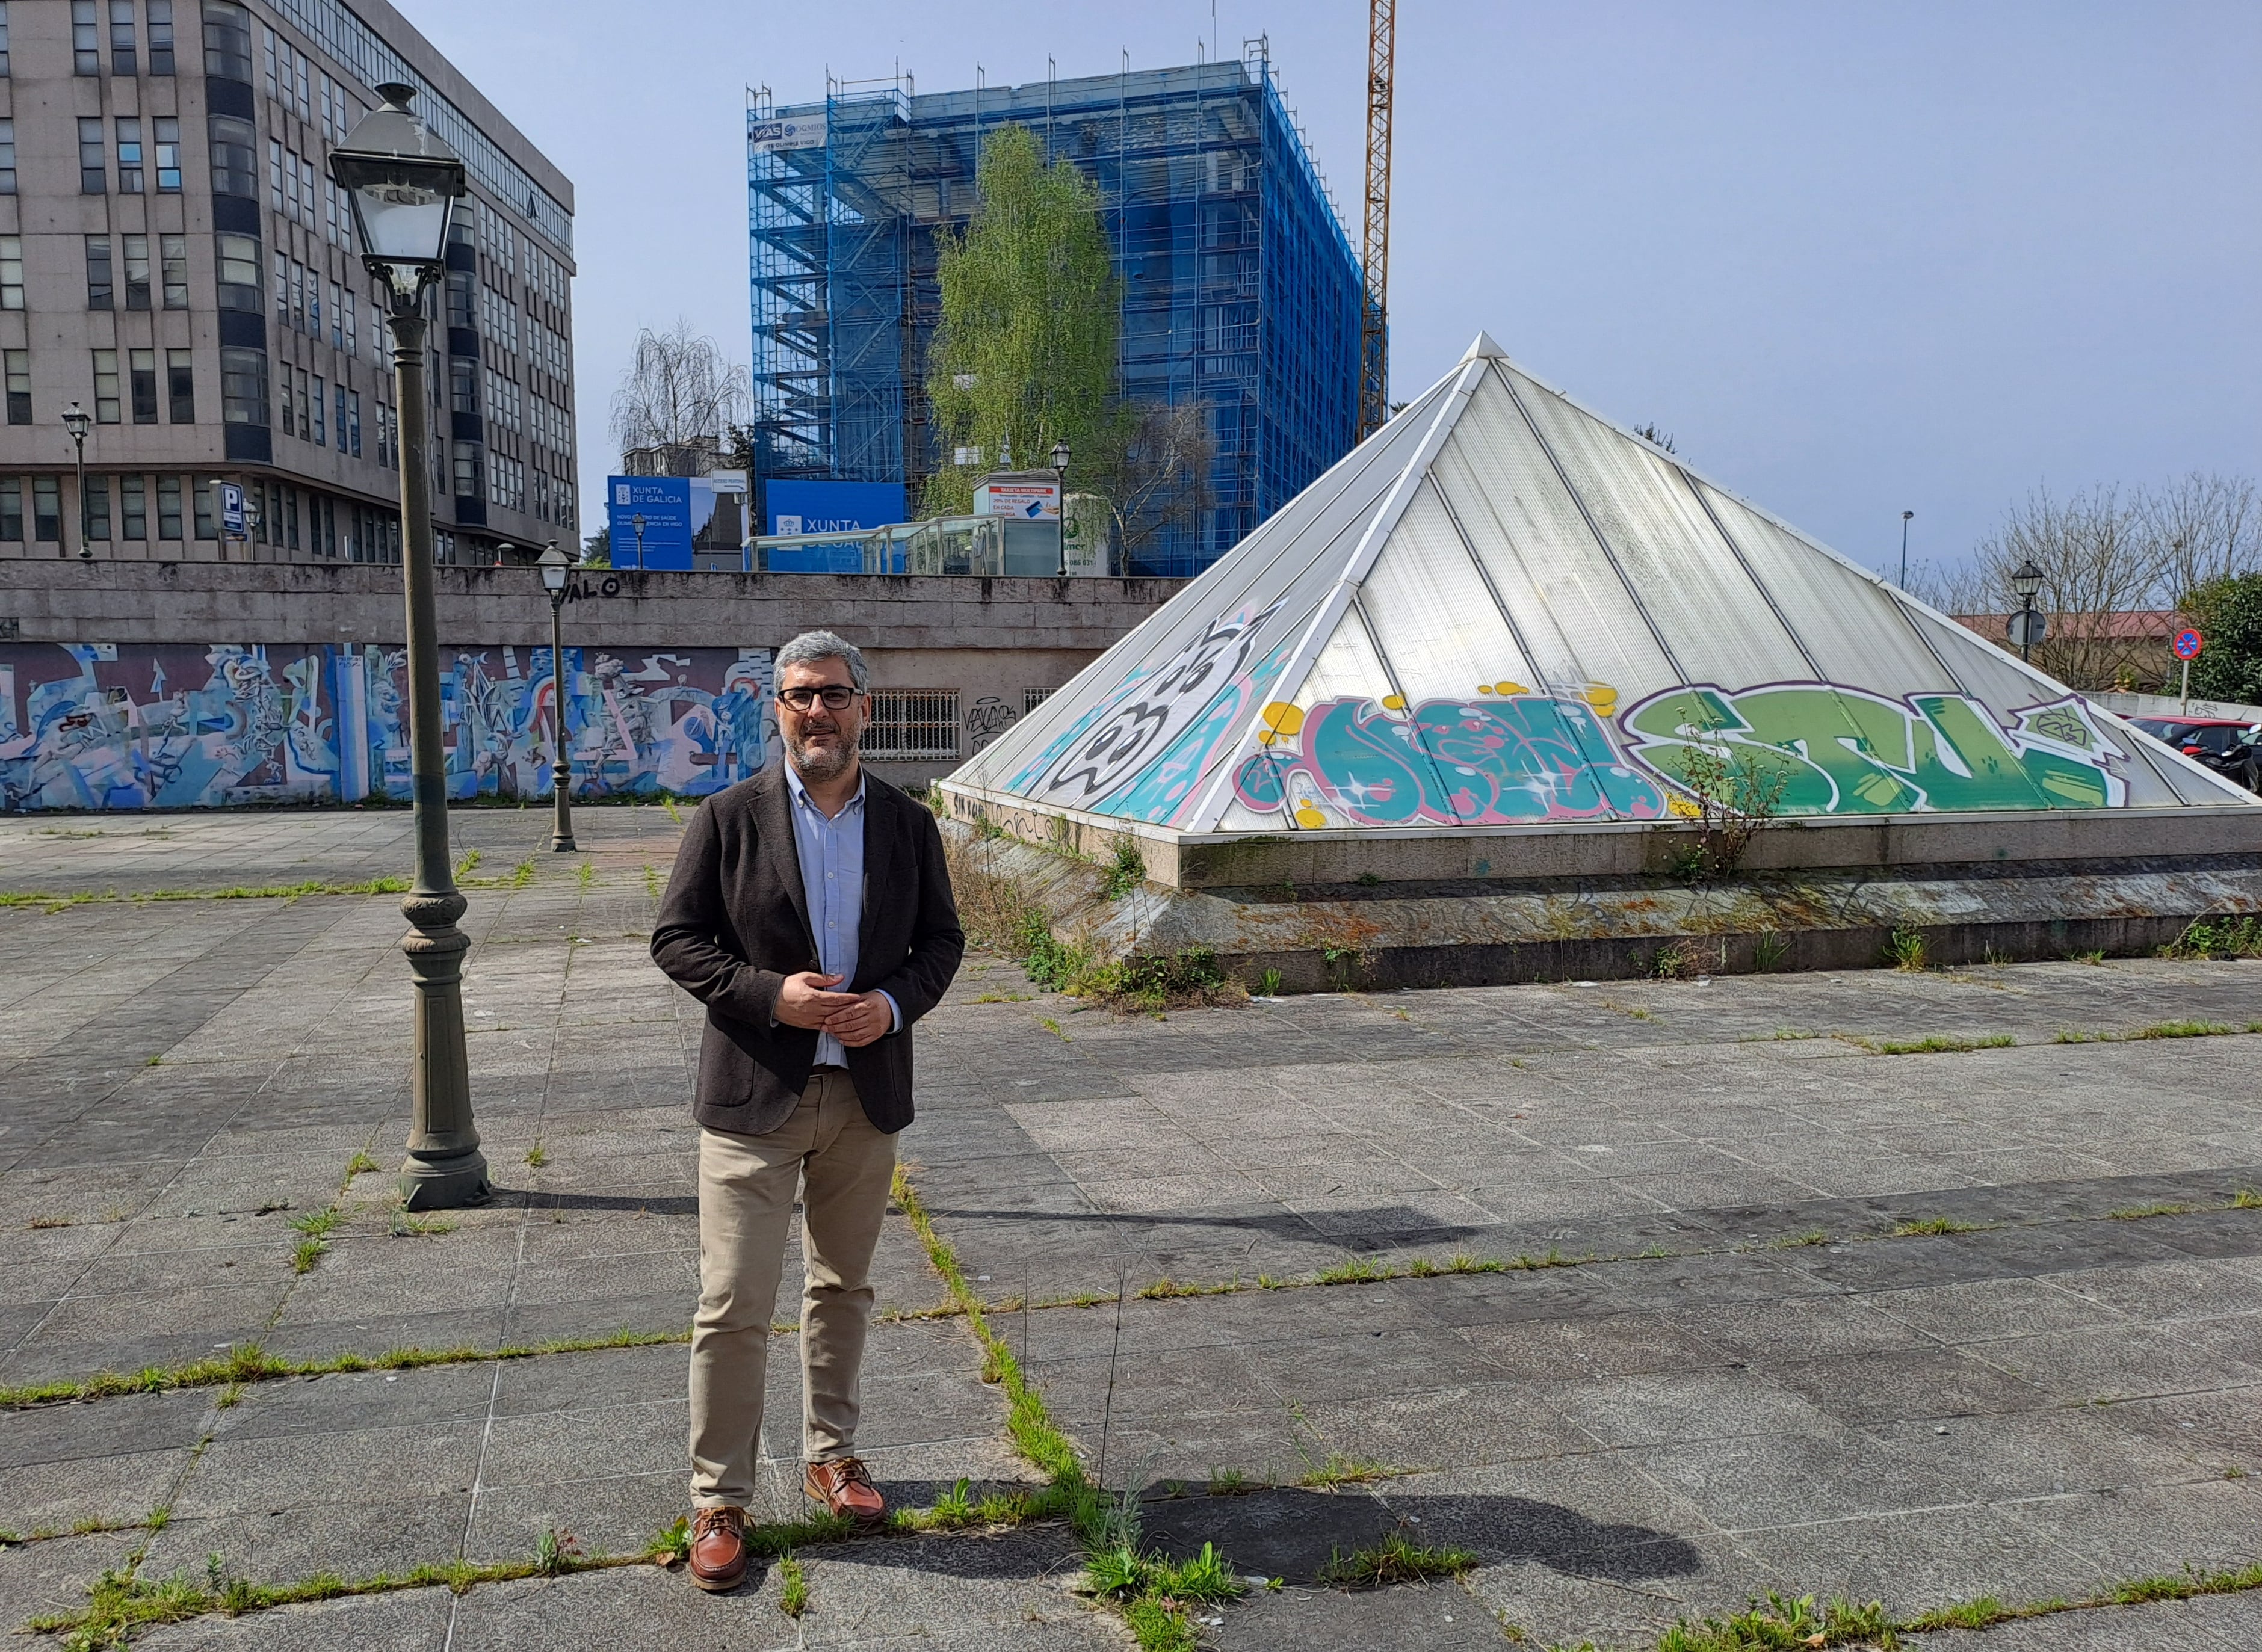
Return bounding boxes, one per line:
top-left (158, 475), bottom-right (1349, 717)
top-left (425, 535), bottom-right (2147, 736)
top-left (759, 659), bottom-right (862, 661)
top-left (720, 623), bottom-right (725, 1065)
top-left (2174, 629), bottom-right (2205, 661)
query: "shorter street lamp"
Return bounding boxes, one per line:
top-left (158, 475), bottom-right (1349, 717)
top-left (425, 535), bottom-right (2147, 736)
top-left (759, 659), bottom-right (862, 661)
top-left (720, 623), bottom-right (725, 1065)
top-left (1051, 438), bottom-right (1070, 575)
top-left (630, 512), bottom-right (647, 571)
top-left (537, 543), bottom-right (577, 852)
top-left (62, 404), bottom-right (91, 561)
top-left (1898, 509), bottom-right (1914, 588)
top-left (2008, 559), bottom-right (2046, 666)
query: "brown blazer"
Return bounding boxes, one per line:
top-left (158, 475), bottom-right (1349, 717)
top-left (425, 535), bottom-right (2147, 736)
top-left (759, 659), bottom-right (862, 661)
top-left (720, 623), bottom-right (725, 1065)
top-left (649, 765), bottom-right (964, 1135)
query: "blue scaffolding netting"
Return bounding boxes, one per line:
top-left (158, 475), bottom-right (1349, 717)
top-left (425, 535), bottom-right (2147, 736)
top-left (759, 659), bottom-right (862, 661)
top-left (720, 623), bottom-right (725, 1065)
top-left (748, 48), bottom-right (1364, 578)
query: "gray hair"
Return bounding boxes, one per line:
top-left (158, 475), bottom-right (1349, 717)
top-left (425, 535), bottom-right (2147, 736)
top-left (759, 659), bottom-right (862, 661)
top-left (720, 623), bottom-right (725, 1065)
top-left (774, 629), bottom-right (870, 693)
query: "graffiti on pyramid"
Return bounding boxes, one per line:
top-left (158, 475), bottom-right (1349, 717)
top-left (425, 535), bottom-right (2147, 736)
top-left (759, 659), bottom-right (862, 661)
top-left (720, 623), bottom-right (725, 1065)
top-left (1228, 679), bottom-right (2129, 830)
top-left (0, 643), bottom-right (774, 811)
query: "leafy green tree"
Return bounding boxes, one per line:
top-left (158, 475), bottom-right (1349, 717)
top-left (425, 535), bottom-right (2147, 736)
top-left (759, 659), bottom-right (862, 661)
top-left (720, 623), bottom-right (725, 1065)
top-left (922, 125), bottom-right (1120, 517)
top-left (2183, 572), bottom-right (2262, 704)
top-left (580, 524), bottom-right (611, 568)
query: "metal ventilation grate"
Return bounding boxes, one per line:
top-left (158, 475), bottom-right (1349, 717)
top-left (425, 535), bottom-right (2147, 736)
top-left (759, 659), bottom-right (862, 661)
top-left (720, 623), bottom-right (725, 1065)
top-left (861, 690), bottom-right (960, 761)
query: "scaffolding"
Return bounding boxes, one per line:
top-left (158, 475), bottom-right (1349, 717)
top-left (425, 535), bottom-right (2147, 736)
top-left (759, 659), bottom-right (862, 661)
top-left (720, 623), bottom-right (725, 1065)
top-left (747, 48), bottom-right (1362, 577)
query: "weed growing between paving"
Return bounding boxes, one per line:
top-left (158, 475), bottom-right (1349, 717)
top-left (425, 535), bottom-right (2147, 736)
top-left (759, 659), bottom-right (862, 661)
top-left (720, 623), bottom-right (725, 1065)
top-left (2158, 915), bottom-right (2262, 960)
top-left (0, 878), bottom-right (410, 913)
top-left (1315, 1529), bottom-right (1478, 1589)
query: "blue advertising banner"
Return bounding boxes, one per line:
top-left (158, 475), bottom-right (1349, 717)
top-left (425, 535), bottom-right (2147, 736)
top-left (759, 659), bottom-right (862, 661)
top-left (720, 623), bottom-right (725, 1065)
top-left (607, 477), bottom-right (694, 570)
top-left (765, 481), bottom-right (905, 538)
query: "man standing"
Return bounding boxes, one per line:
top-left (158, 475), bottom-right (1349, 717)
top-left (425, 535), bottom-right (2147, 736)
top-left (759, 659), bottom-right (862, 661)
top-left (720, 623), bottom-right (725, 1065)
top-left (651, 630), bottom-right (963, 1592)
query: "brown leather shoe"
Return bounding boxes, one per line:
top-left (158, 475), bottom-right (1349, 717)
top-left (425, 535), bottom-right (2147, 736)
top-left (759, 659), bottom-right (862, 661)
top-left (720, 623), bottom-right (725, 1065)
top-left (687, 1504), bottom-right (749, 1592)
top-left (803, 1456), bottom-right (885, 1526)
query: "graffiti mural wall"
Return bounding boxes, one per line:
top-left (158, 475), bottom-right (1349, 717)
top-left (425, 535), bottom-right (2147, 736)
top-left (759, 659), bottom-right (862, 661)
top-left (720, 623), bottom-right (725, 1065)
top-left (0, 642), bottom-right (774, 812)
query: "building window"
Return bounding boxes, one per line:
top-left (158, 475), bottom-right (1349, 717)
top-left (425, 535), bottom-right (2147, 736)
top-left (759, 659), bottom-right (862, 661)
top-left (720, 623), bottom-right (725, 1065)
top-left (73, 1), bottom-right (99, 75)
top-left (333, 384), bottom-right (347, 452)
top-left (267, 137), bottom-right (282, 212)
top-left (122, 235), bottom-right (151, 309)
top-left (328, 280), bottom-right (343, 349)
top-left (862, 692), bottom-right (961, 762)
top-left (92, 350), bottom-right (121, 422)
top-left (35, 476), bottom-right (61, 542)
top-left (208, 114), bottom-right (256, 197)
top-left (0, 5), bottom-right (11, 78)
top-left (166, 348), bottom-right (193, 422)
top-left (449, 357), bottom-right (477, 415)
top-left (0, 479), bottom-right (20, 541)
top-left (342, 286), bottom-right (356, 356)
top-left (214, 232), bottom-right (261, 310)
top-left (80, 119), bottom-right (107, 193)
top-left (156, 474), bottom-right (182, 540)
top-left (149, 0), bottom-right (174, 75)
top-left (155, 117), bottom-right (181, 190)
top-left (0, 120), bottom-right (14, 195)
top-left (283, 485), bottom-right (298, 549)
top-left (452, 442), bottom-right (482, 499)
top-left (161, 235), bottom-right (187, 307)
top-left (117, 117), bottom-right (143, 192)
top-left (110, 2), bottom-right (138, 74)
top-left (4, 350), bottom-right (28, 424)
top-left (294, 366), bottom-right (310, 437)
top-left (194, 478), bottom-right (217, 540)
top-left (278, 366), bottom-right (294, 436)
top-left (445, 269), bottom-right (474, 331)
top-left (128, 349), bottom-right (157, 422)
top-left (86, 238), bottom-right (114, 309)
top-left (202, 0), bottom-right (252, 81)
top-left (0, 237), bottom-right (20, 309)
top-left (347, 390), bottom-right (362, 458)
top-left (312, 374), bottom-right (326, 445)
top-left (85, 475), bottom-right (111, 541)
top-left (1024, 688), bottom-right (1054, 715)
top-left (219, 346), bottom-right (267, 427)
top-left (121, 475), bottom-right (146, 538)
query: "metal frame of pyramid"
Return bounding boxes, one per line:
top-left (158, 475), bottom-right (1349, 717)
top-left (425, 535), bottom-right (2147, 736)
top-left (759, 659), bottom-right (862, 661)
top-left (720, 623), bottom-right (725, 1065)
top-left (942, 333), bottom-right (2256, 868)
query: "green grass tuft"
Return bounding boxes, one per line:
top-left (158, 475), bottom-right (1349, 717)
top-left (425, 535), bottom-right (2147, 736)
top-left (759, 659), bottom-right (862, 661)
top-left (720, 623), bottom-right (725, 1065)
top-left (1315, 1530), bottom-right (1477, 1589)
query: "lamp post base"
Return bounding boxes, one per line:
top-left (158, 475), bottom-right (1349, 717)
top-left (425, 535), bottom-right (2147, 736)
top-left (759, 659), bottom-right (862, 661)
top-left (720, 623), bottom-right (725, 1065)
top-left (398, 1148), bottom-right (492, 1211)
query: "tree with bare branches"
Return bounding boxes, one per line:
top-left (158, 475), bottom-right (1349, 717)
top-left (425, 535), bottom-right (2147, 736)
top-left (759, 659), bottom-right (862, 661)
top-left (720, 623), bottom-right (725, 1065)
top-left (609, 322), bottom-right (750, 467)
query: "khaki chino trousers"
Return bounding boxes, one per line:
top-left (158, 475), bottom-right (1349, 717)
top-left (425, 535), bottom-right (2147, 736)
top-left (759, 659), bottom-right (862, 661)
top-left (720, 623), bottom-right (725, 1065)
top-left (688, 1068), bottom-right (896, 1510)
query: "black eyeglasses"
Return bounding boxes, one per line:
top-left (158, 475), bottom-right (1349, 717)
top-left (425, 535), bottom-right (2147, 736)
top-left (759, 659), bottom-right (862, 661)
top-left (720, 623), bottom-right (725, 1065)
top-left (778, 685), bottom-right (858, 711)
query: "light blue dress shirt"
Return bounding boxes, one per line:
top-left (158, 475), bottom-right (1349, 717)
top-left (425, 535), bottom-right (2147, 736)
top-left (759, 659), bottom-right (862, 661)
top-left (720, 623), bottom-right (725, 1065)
top-left (782, 763), bottom-right (900, 1067)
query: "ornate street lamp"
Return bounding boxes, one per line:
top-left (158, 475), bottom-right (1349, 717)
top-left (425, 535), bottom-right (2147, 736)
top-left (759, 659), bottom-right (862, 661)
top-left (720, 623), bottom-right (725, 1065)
top-left (630, 512), bottom-right (647, 572)
top-left (1051, 438), bottom-right (1070, 575)
top-left (62, 404), bottom-right (91, 561)
top-left (2007, 558), bottom-right (2046, 667)
top-left (537, 544), bottom-right (577, 853)
top-left (330, 84), bottom-right (488, 1209)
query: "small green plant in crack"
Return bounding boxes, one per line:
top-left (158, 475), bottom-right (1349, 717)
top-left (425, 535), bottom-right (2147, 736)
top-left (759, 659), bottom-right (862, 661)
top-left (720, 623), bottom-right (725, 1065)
top-left (576, 861), bottom-right (597, 889)
top-left (777, 1552), bottom-right (809, 1617)
top-left (2235, 1188), bottom-right (2262, 1210)
top-left (1314, 1256), bottom-right (1386, 1286)
top-left (340, 1150), bottom-right (379, 1189)
top-left (2108, 1203), bottom-right (2194, 1221)
top-left (1037, 1015), bottom-right (1070, 1042)
top-left (1315, 1529), bottom-right (1477, 1588)
top-left (1257, 967), bottom-right (1283, 997)
top-left (1884, 926), bottom-right (1929, 970)
top-left (1205, 1467), bottom-right (1252, 1497)
top-left (391, 1213), bottom-right (456, 1237)
top-left (1752, 929), bottom-right (1790, 972)
top-left (524, 1143), bottom-right (549, 1168)
top-left (1295, 1453), bottom-right (1395, 1489)
top-left (532, 1526), bottom-right (582, 1577)
top-left (1843, 1032), bottom-right (2015, 1055)
top-left (454, 848), bottom-right (483, 878)
top-left (1772, 1228), bottom-right (1831, 1248)
top-left (1893, 1216), bottom-right (1995, 1237)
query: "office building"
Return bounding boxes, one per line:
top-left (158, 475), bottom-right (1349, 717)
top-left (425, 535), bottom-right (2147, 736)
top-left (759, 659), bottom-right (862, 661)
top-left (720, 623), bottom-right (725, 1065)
top-left (0, 0), bottom-right (576, 567)
top-left (749, 46), bottom-right (1363, 578)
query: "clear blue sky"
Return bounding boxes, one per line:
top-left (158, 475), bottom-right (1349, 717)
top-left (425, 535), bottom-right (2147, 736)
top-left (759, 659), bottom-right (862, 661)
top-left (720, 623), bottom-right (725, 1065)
top-left (401, 0), bottom-right (2261, 579)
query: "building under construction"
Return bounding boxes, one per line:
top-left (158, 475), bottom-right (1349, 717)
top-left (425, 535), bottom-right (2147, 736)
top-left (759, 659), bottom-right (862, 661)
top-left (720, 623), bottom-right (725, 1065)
top-left (747, 48), bottom-right (1363, 576)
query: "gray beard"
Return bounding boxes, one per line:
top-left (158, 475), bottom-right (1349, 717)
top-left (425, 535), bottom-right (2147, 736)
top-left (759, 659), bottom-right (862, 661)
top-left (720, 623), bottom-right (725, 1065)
top-left (788, 732), bottom-right (856, 783)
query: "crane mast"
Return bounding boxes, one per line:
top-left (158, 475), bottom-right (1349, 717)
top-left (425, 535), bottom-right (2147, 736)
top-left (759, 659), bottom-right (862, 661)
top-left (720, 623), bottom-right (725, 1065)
top-left (1358, 0), bottom-right (1396, 439)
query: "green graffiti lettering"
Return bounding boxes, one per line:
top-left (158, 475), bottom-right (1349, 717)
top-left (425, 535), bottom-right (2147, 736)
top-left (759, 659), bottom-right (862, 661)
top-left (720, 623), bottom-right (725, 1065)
top-left (1619, 682), bottom-right (2124, 815)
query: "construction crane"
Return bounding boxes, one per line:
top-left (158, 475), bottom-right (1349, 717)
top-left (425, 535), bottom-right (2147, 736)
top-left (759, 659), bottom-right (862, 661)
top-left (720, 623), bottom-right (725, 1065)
top-left (1357, 0), bottom-right (1396, 440)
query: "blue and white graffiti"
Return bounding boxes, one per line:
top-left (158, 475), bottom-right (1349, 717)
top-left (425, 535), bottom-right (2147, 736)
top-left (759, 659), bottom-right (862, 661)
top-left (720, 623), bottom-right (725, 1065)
top-left (0, 643), bottom-right (774, 811)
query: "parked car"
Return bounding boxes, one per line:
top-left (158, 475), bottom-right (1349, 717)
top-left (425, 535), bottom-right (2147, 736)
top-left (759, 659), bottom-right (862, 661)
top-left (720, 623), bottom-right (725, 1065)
top-left (2130, 717), bottom-right (2262, 792)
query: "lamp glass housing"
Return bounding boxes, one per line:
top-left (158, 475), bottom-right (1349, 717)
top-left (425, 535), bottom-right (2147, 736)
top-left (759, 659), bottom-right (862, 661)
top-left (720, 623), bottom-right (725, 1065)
top-left (1051, 440), bottom-right (1071, 471)
top-left (2009, 560), bottom-right (2045, 600)
top-left (537, 545), bottom-right (570, 593)
top-left (327, 86), bottom-right (465, 294)
top-left (61, 404), bottom-right (90, 439)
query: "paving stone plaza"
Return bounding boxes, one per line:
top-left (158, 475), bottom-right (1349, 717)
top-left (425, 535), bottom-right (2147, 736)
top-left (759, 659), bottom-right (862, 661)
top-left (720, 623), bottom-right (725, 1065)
top-left (1, 809), bottom-right (2257, 1650)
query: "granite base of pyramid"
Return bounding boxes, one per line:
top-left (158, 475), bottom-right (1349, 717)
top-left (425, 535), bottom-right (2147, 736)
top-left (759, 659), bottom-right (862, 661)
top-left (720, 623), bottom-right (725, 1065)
top-left (939, 812), bottom-right (2262, 991)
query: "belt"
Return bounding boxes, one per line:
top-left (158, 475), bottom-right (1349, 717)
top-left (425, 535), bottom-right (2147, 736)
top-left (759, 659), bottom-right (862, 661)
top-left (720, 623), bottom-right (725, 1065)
top-left (812, 1062), bottom-right (849, 1073)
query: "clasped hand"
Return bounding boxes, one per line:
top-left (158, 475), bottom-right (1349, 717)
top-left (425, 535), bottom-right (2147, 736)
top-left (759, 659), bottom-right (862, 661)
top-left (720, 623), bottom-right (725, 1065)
top-left (775, 971), bottom-right (891, 1047)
